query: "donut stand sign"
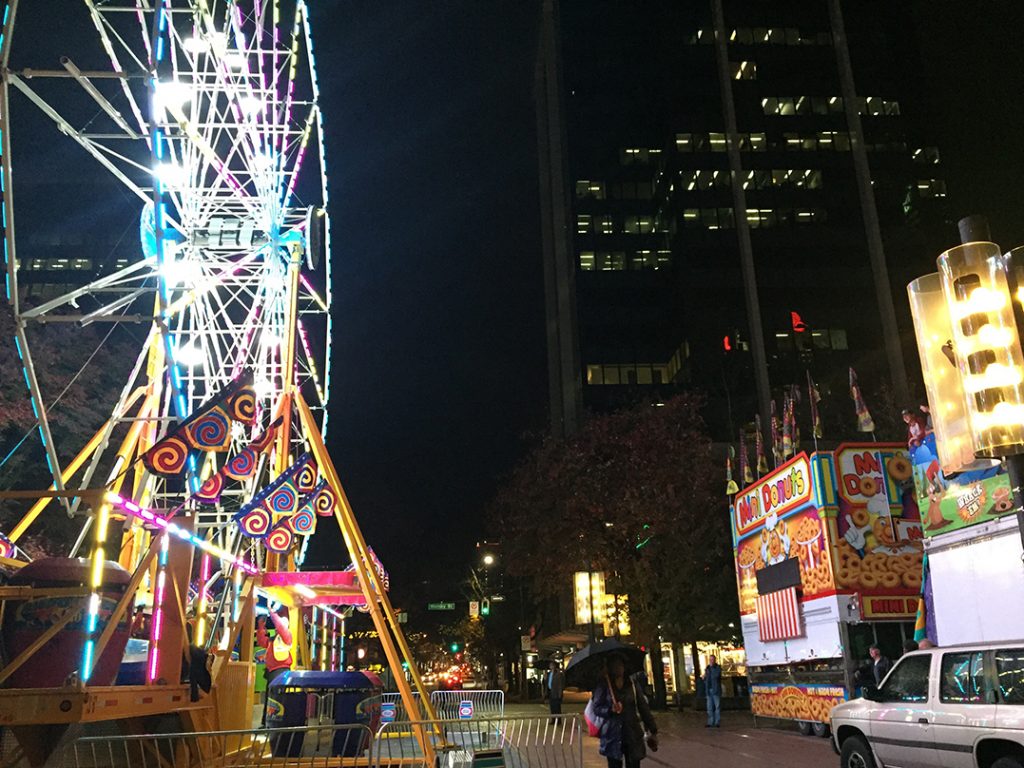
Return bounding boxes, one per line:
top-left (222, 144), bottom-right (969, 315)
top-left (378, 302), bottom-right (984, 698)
top-left (832, 443), bottom-right (923, 616)
top-left (732, 454), bottom-right (830, 617)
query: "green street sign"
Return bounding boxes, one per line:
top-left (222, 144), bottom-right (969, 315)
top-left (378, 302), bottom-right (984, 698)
top-left (428, 602), bottom-right (456, 611)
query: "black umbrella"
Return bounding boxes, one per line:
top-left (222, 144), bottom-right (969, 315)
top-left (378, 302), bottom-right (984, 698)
top-left (564, 638), bottom-right (647, 688)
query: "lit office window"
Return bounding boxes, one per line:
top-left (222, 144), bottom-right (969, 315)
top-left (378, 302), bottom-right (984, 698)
top-left (913, 146), bottom-right (941, 164)
top-left (579, 251), bottom-right (596, 270)
top-left (597, 216), bottom-right (615, 235)
top-left (71, 258), bottom-right (92, 270)
top-left (586, 365), bottom-right (603, 384)
top-left (709, 132), bottom-right (727, 152)
top-left (917, 179), bottom-right (947, 198)
top-left (577, 214), bottom-right (592, 235)
top-left (676, 133), bottom-right (693, 152)
top-left (575, 180), bottom-right (606, 199)
top-left (743, 133), bottom-right (766, 151)
top-left (657, 250), bottom-right (672, 269)
top-left (731, 61), bottom-right (756, 80)
top-left (623, 216), bottom-right (656, 234)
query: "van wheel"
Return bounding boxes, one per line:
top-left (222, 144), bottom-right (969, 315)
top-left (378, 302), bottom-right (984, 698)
top-left (796, 721), bottom-right (812, 736)
top-left (812, 722), bottom-right (831, 738)
top-left (840, 735), bottom-right (876, 768)
top-left (992, 757), bottom-right (1024, 768)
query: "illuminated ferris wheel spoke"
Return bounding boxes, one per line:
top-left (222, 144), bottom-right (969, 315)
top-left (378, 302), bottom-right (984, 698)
top-left (2, 0), bottom-right (332, 542)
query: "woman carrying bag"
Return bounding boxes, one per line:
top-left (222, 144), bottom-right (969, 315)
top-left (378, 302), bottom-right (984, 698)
top-left (589, 654), bottom-right (659, 768)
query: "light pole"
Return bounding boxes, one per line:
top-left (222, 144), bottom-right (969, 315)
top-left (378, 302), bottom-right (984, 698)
top-left (907, 217), bottom-right (1024, 554)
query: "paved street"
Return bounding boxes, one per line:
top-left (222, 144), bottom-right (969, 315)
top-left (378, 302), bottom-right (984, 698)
top-left (512, 703), bottom-right (837, 768)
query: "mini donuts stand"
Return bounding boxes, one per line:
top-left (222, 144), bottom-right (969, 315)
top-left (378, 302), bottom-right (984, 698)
top-left (730, 443), bottom-right (924, 733)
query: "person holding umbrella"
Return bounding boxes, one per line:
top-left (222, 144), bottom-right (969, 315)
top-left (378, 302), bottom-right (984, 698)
top-left (590, 653), bottom-right (658, 768)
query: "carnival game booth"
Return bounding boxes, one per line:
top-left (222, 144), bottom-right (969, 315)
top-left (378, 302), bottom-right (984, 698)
top-left (731, 443), bottom-right (923, 736)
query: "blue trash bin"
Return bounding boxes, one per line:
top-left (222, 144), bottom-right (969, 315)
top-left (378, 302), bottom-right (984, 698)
top-left (270, 670), bottom-right (382, 757)
top-left (267, 674), bottom-right (310, 756)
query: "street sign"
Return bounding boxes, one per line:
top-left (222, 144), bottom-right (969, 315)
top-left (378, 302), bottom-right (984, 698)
top-left (458, 700), bottom-right (474, 720)
top-left (380, 701), bottom-right (397, 724)
top-left (428, 602), bottom-right (455, 611)
top-left (469, 601), bottom-right (480, 618)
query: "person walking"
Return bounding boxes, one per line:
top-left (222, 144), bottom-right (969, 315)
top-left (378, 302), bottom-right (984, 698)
top-left (257, 606), bottom-right (294, 726)
top-left (869, 644), bottom-right (892, 686)
top-left (704, 655), bottom-right (723, 728)
top-left (590, 654), bottom-right (658, 768)
top-left (546, 660), bottom-right (565, 718)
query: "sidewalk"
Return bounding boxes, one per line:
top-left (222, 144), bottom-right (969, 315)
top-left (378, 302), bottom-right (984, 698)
top-left (512, 703), bottom-right (837, 768)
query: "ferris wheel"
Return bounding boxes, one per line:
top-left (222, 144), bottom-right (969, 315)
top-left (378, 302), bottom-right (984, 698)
top-left (1, 0), bottom-right (332, 552)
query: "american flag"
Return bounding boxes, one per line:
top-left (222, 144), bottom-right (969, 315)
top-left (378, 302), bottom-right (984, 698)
top-left (757, 587), bottom-right (803, 642)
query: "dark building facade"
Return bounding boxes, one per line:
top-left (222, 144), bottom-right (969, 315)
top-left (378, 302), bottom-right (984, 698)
top-left (538, 0), bottom-right (949, 439)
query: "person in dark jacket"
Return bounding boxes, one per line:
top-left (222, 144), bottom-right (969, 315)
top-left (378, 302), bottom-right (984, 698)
top-left (870, 644), bottom-right (892, 686)
top-left (546, 660), bottom-right (565, 718)
top-left (704, 655), bottom-right (723, 727)
top-left (590, 654), bottom-right (658, 768)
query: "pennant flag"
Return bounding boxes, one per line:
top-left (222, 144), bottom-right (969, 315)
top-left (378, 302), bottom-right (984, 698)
top-left (195, 418), bottom-right (282, 504)
top-left (849, 367), bottom-right (876, 433)
top-left (286, 506), bottom-right (316, 536)
top-left (739, 429), bottom-right (753, 485)
top-left (782, 394), bottom-right (793, 459)
top-left (770, 401), bottom-right (783, 467)
top-left (233, 452), bottom-right (314, 529)
top-left (725, 446), bottom-right (739, 496)
top-left (755, 415), bottom-right (768, 475)
top-left (264, 520), bottom-right (295, 553)
top-left (807, 371), bottom-right (823, 439)
top-left (297, 479), bottom-right (336, 518)
top-left (296, 456), bottom-right (319, 494)
top-left (237, 507), bottom-right (272, 538)
top-left (142, 371), bottom-right (256, 477)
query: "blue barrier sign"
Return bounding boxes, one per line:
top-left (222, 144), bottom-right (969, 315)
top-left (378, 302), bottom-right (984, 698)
top-left (381, 701), bottom-right (397, 724)
top-left (458, 700), bottom-right (474, 720)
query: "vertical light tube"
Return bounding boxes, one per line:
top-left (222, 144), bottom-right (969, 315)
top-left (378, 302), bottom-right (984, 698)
top-left (907, 273), bottom-right (979, 473)
top-left (147, 532), bottom-right (170, 682)
top-left (938, 242), bottom-right (1024, 455)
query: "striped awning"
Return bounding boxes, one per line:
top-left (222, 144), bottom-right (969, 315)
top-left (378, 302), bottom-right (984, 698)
top-left (756, 586), bottom-right (803, 642)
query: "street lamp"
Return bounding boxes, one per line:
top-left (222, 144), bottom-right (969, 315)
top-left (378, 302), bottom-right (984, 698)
top-left (908, 229), bottom-right (1024, 551)
top-left (482, 554), bottom-right (495, 567)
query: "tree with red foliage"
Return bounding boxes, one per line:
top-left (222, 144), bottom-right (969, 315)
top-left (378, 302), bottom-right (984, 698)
top-left (492, 393), bottom-right (739, 706)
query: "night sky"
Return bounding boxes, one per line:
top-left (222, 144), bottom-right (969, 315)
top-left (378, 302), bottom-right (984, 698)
top-left (303, 1), bottom-right (547, 592)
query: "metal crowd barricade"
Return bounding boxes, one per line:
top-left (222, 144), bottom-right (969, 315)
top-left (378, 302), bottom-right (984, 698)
top-left (63, 723), bottom-right (375, 768)
top-left (427, 690), bottom-right (505, 720)
top-left (374, 714), bottom-right (582, 768)
top-left (365, 691), bottom-right (427, 722)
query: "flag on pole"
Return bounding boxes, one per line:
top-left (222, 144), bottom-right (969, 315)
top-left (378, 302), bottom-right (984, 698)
top-left (791, 388), bottom-right (802, 449)
top-left (807, 371), bottom-right (823, 439)
top-left (782, 394), bottom-right (793, 459)
top-left (755, 415), bottom-right (768, 475)
top-left (726, 446), bottom-right (739, 495)
top-left (739, 429), bottom-right (753, 485)
top-left (770, 400), bottom-right (783, 467)
top-left (849, 367), bottom-right (876, 433)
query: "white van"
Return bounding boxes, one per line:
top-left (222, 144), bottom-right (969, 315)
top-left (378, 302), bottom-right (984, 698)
top-left (830, 642), bottom-right (1024, 768)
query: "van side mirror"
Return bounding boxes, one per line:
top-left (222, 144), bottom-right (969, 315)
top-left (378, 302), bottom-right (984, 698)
top-left (862, 687), bottom-right (880, 702)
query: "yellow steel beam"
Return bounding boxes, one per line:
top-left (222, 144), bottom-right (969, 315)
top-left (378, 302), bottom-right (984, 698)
top-left (296, 393), bottom-right (438, 760)
top-left (7, 386), bottom-right (145, 542)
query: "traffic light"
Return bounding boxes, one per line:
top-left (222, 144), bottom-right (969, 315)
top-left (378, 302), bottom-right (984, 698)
top-left (481, 599), bottom-right (490, 617)
top-left (450, 642), bottom-right (460, 653)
